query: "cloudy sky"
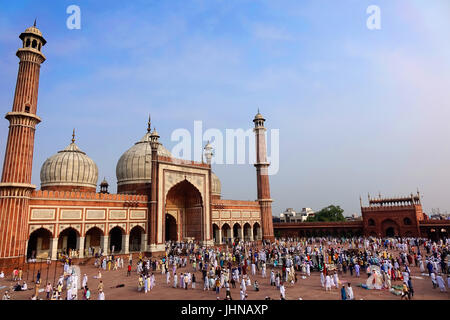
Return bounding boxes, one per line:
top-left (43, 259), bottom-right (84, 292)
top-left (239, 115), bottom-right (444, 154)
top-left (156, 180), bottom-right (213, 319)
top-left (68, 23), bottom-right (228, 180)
top-left (0, 0), bottom-right (449, 217)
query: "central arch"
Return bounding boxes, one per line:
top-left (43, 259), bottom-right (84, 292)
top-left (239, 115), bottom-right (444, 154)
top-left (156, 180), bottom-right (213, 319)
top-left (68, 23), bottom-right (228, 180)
top-left (165, 179), bottom-right (203, 241)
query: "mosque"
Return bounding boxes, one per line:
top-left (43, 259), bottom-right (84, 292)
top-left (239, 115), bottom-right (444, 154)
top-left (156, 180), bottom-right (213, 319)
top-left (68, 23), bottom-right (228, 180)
top-left (0, 24), bottom-right (274, 264)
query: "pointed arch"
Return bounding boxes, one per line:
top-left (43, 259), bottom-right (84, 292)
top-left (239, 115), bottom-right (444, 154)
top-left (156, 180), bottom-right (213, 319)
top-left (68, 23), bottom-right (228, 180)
top-left (165, 179), bottom-right (204, 241)
top-left (27, 227), bottom-right (53, 259)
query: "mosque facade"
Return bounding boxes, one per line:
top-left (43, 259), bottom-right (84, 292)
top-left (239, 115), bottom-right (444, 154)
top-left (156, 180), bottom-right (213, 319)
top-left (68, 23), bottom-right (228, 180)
top-left (0, 25), bottom-right (274, 264)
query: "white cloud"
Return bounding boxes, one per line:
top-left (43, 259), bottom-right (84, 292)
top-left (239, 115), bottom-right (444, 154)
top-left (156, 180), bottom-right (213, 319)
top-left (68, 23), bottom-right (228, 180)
top-left (250, 23), bottom-right (294, 41)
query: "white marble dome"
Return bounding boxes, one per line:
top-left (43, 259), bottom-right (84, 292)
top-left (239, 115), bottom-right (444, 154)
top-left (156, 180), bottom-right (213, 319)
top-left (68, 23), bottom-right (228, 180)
top-left (211, 172), bottom-right (221, 196)
top-left (40, 141), bottom-right (98, 189)
top-left (116, 132), bottom-right (172, 186)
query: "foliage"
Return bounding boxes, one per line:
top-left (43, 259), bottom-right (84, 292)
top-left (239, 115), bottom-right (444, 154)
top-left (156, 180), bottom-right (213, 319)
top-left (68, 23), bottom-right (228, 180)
top-left (306, 205), bottom-right (345, 222)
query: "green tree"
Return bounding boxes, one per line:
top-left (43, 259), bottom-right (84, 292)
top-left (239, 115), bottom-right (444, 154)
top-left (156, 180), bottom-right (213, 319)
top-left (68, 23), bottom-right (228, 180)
top-left (307, 205), bottom-right (345, 222)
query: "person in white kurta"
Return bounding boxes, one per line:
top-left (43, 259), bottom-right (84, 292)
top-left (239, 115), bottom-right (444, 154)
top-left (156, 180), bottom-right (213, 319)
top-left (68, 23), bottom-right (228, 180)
top-left (402, 271), bottom-right (409, 284)
top-left (419, 259), bottom-right (425, 273)
top-left (325, 275), bottom-right (332, 291)
top-left (98, 290), bottom-right (105, 300)
top-left (320, 272), bottom-right (325, 287)
top-left (241, 278), bottom-right (247, 293)
top-left (150, 274), bottom-right (155, 290)
top-left (262, 263), bottom-right (266, 278)
top-left (436, 274), bottom-right (447, 292)
top-left (306, 264), bottom-right (310, 277)
top-left (280, 284), bottom-right (286, 299)
top-left (346, 284), bottom-right (354, 300)
top-left (82, 274), bottom-right (87, 289)
top-left (333, 273), bottom-right (339, 288)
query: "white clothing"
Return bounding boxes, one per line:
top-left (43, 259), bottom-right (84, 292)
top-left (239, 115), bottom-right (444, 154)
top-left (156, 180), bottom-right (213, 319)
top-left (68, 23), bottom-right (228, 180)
top-left (436, 275), bottom-right (447, 292)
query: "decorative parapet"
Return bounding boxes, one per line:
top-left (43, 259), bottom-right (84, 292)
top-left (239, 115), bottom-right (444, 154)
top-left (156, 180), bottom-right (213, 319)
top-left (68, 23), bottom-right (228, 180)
top-left (212, 199), bottom-right (260, 209)
top-left (361, 204), bottom-right (419, 212)
top-left (363, 193), bottom-right (421, 208)
top-left (419, 220), bottom-right (450, 226)
top-left (31, 190), bottom-right (148, 202)
top-left (158, 155), bottom-right (210, 168)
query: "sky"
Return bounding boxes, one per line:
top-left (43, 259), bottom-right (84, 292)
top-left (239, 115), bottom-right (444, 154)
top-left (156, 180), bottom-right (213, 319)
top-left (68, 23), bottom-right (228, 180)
top-left (0, 0), bottom-right (450, 217)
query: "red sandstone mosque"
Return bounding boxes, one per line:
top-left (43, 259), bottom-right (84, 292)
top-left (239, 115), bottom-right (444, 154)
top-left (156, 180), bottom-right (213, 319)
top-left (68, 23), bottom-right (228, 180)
top-left (0, 24), bottom-right (449, 266)
top-left (0, 24), bottom-right (274, 264)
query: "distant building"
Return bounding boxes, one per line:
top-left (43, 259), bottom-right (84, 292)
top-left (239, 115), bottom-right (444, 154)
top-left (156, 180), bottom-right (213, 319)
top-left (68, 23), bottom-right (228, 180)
top-left (430, 214), bottom-right (450, 220)
top-left (279, 208), bottom-right (315, 222)
top-left (299, 208), bottom-right (315, 221)
top-left (345, 214), bottom-right (362, 221)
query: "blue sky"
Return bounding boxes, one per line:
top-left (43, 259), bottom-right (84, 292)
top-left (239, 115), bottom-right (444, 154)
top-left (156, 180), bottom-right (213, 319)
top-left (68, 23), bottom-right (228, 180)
top-left (1, 0), bottom-right (450, 216)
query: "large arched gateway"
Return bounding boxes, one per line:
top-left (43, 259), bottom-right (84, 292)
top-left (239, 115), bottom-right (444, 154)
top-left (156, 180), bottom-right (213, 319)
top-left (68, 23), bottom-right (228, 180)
top-left (165, 180), bottom-right (204, 241)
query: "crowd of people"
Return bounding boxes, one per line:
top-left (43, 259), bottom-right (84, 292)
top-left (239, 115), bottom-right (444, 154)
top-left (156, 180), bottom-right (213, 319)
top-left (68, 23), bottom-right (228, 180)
top-left (0, 236), bottom-right (449, 300)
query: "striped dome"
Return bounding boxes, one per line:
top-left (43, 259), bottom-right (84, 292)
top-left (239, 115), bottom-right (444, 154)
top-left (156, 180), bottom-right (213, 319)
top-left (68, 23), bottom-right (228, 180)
top-left (116, 132), bottom-right (172, 186)
top-left (40, 142), bottom-right (98, 189)
top-left (211, 172), bottom-right (221, 196)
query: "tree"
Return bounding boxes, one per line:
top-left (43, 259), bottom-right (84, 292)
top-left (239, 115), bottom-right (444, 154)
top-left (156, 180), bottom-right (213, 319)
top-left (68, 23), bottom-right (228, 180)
top-left (306, 205), bottom-right (345, 222)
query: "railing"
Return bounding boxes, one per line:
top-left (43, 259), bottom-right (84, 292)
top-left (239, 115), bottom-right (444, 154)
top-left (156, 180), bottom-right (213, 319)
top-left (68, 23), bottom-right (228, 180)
top-left (0, 256), bottom-right (66, 290)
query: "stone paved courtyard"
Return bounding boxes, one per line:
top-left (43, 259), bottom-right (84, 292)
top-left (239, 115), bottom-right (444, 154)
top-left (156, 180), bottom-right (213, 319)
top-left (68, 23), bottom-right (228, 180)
top-left (1, 248), bottom-right (449, 301)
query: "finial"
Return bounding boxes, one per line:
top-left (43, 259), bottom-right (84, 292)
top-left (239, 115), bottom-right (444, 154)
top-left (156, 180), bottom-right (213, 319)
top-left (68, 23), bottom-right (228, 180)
top-left (147, 114), bottom-right (151, 133)
top-left (72, 129), bottom-right (76, 143)
top-left (34, 19), bottom-right (37, 27)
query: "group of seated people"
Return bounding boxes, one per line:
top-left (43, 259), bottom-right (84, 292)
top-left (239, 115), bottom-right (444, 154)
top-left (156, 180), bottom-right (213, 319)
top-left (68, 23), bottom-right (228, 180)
top-left (13, 281), bottom-right (29, 291)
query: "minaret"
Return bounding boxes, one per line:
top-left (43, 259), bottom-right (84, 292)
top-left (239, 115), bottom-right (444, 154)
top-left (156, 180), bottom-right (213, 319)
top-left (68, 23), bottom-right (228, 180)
top-left (0, 23), bottom-right (46, 262)
top-left (253, 111), bottom-right (274, 242)
top-left (149, 126), bottom-right (159, 251)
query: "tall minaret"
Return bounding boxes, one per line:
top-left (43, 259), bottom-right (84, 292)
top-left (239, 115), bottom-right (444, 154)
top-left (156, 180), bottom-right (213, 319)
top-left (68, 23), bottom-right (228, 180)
top-left (0, 23), bottom-right (46, 262)
top-left (149, 126), bottom-right (160, 251)
top-left (253, 111), bottom-right (275, 242)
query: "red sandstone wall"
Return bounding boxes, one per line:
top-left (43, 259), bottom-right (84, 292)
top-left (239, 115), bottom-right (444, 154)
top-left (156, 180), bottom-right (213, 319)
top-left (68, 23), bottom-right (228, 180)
top-left (41, 185), bottom-right (96, 193)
